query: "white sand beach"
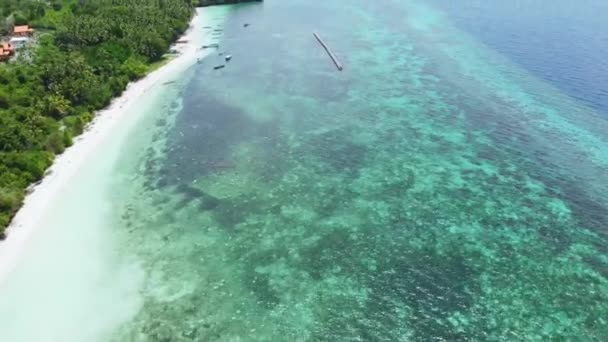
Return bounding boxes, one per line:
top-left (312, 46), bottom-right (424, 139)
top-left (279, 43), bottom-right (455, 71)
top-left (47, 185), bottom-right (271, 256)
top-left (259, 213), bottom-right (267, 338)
top-left (0, 7), bottom-right (224, 341)
top-left (0, 11), bottom-right (208, 279)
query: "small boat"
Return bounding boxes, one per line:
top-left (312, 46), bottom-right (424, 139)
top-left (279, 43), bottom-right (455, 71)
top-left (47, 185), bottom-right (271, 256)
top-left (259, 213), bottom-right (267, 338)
top-left (225, 55), bottom-right (232, 62)
top-left (214, 65), bottom-right (225, 70)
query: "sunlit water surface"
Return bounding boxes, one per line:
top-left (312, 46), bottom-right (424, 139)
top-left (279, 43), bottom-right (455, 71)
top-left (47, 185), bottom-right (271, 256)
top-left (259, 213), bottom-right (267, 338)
top-left (3, 1), bottom-right (608, 341)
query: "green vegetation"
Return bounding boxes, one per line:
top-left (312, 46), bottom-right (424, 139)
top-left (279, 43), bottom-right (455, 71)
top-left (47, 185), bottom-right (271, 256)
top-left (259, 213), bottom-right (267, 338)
top-left (0, 0), bottom-right (194, 236)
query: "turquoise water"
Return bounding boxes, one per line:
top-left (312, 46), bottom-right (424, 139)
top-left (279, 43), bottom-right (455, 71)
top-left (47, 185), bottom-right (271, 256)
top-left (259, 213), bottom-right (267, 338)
top-left (4, 1), bottom-right (608, 340)
top-left (107, 1), bottom-right (608, 340)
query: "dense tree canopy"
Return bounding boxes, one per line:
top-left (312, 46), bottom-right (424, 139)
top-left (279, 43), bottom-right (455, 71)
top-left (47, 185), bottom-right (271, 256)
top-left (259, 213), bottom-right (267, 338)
top-left (0, 0), bottom-right (193, 234)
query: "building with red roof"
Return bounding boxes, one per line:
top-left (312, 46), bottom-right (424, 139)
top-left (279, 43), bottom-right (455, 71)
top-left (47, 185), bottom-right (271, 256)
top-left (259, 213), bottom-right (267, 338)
top-left (13, 25), bottom-right (34, 37)
top-left (0, 42), bottom-right (15, 62)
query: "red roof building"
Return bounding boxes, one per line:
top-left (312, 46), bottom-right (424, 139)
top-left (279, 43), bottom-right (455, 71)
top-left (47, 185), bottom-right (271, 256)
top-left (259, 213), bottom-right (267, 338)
top-left (0, 42), bottom-right (14, 62)
top-left (13, 25), bottom-right (34, 36)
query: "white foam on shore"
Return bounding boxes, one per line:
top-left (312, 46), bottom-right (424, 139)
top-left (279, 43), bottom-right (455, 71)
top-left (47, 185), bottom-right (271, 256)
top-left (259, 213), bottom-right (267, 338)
top-left (0, 8), bottom-right (222, 341)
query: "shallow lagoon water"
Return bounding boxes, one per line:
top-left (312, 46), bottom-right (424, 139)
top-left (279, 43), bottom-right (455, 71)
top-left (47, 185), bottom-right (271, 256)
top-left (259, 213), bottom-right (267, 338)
top-left (3, 1), bottom-right (608, 341)
top-left (111, 1), bottom-right (608, 340)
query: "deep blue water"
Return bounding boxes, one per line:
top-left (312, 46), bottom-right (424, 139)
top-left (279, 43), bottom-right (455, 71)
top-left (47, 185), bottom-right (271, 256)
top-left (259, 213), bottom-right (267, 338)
top-left (432, 0), bottom-right (608, 116)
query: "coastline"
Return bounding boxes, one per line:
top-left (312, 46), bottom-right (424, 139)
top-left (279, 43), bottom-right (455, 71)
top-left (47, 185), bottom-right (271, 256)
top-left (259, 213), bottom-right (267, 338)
top-left (0, 8), bottom-right (210, 284)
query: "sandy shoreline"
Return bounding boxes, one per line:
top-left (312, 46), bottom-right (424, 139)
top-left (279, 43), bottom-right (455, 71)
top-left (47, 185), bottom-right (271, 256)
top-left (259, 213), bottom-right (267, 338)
top-left (0, 9), bottom-right (210, 284)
